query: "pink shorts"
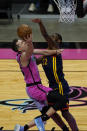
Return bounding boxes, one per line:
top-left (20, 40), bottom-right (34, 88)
top-left (26, 84), bottom-right (52, 102)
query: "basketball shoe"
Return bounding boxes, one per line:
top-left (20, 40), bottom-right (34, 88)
top-left (14, 124), bottom-right (24, 131)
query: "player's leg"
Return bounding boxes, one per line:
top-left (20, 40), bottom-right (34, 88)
top-left (75, 0), bottom-right (87, 17)
top-left (22, 90), bottom-right (69, 130)
top-left (14, 107), bottom-right (55, 131)
top-left (26, 86), bottom-right (69, 130)
top-left (51, 113), bottom-right (69, 131)
top-left (62, 110), bottom-right (79, 131)
top-left (14, 84), bottom-right (51, 131)
top-left (14, 89), bottom-right (68, 131)
top-left (46, 90), bottom-right (70, 130)
top-left (41, 105), bottom-right (69, 130)
top-left (14, 88), bottom-right (68, 131)
top-left (34, 116), bottom-right (45, 131)
top-left (0, 127), bottom-right (4, 130)
top-left (76, 0), bottom-right (84, 17)
top-left (14, 117), bottom-right (45, 131)
top-left (83, 0), bottom-right (87, 16)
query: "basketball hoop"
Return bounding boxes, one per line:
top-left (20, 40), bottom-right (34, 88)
top-left (53, 0), bottom-right (76, 23)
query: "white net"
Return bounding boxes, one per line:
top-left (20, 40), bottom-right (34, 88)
top-left (53, 0), bottom-right (76, 23)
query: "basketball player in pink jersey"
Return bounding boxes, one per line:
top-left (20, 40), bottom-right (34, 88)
top-left (12, 34), bottom-right (70, 131)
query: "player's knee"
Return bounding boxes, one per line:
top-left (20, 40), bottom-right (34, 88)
top-left (62, 110), bottom-right (69, 118)
top-left (35, 114), bottom-right (50, 122)
top-left (41, 114), bottom-right (50, 121)
top-left (41, 106), bottom-right (50, 115)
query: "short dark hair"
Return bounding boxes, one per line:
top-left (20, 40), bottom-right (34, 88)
top-left (54, 33), bottom-right (62, 42)
top-left (50, 33), bottom-right (62, 49)
top-left (11, 39), bottom-right (18, 52)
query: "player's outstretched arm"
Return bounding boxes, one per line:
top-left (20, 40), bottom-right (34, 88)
top-left (32, 18), bottom-right (56, 49)
top-left (33, 49), bottom-right (63, 55)
top-left (20, 35), bottom-right (34, 67)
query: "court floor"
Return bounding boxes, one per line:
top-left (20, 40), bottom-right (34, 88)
top-left (0, 59), bottom-right (87, 130)
top-left (0, 2), bottom-right (87, 130)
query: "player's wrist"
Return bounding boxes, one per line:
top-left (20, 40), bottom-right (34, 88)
top-left (39, 20), bottom-right (42, 25)
top-left (56, 50), bottom-right (58, 55)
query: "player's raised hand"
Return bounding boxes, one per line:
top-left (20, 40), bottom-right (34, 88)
top-left (23, 34), bottom-right (33, 46)
top-left (32, 18), bottom-right (41, 24)
top-left (24, 34), bottom-right (32, 42)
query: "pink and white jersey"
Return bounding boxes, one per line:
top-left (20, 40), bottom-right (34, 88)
top-left (16, 53), bottom-right (41, 84)
top-left (16, 53), bottom-right (52, 103)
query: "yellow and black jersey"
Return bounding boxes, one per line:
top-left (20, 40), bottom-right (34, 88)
top-left (42, 54), bottom-right (70, 96)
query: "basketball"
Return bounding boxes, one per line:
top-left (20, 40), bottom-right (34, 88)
top-left (17, 24), bottom-right (32, 40)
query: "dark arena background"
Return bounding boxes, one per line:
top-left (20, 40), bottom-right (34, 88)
top-left (0, 0), bottom-right (87, 130)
